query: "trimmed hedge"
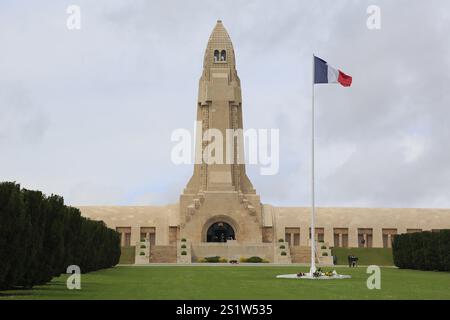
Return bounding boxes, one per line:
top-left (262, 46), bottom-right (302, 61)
top-left (0, 182), bottom-right (121, 290)
top-left (203, 256), bottom-right (221, 263)
top-left (241, 256), bottom-right (266, 263)
top-left (392, 230), bottom-right (450, 271)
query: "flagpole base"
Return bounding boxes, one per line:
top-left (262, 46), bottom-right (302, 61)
top-left (276, 270), bottom-right (351, 280)
top-left (309, 266), bottom-right (317, 275)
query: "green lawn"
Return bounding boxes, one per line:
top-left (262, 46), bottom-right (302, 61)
top-left (332, 248), bottom-right (394, 266)
top-left (1, 265), bottom-right (449, 300)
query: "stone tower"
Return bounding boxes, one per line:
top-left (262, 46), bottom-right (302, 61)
top-left (180, 20), bottom-right (263, 243)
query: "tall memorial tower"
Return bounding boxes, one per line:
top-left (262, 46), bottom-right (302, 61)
top-left (180, 20), bottom-right (264, 244)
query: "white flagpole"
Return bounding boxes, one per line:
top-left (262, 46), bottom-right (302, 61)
top-left (310, 54), bottom-right (317, 275)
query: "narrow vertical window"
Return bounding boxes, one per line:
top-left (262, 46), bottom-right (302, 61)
top-left (214, 50), bottom-right (219, 62)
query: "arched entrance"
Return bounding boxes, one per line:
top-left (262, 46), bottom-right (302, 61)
top-left (206, 222), bottom-right (235, 242)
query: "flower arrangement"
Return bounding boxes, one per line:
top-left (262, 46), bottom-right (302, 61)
top-left (313, 271), bottom-right (322, 278)
top-left (313, 269), bottom-right (339, 277)
top-left (290, 269), bottom-right (347, 279)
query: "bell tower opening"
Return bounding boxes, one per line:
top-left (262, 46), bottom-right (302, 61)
top-left (206, 222), bottom-right (235, 242)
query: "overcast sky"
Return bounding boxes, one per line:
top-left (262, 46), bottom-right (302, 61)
top-left (1, 0), bottom-right (450, 208)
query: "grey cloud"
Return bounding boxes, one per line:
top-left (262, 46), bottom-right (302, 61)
top-left (0, 0), bottom-right (449, 208)
top-left (0, 82), bottom-right (49, 144)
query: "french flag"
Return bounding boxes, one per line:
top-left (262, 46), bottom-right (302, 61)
top-left (314, 56), bottom-right (352, 87)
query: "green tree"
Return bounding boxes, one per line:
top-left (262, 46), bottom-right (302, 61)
top-left (0, 182), bottom-right (29, 289)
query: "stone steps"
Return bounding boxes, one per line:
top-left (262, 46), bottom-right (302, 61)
top-left (290, 246), bottom-right (314, 263)
top-left (149, 245), bottom-right (177, 263)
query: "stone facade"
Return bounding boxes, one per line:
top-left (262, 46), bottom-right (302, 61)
top-left (77, 21), bottom-right (450, 264)
top-left (79, 205), bottom-right (450, 250)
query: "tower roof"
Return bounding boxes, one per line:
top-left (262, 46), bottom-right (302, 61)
top-left (203, 20), bottom-right (236, 70)
top-left (207, 20), bottom-right (233, 48)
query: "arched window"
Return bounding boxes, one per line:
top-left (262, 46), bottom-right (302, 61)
top-left (220, 50), bottom-right (226, 61)
top-left (214, 50), bottom-right (219, 62)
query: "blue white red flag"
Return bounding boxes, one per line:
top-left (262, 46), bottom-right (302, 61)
top-left (314, 56), bottom-right (352, 87)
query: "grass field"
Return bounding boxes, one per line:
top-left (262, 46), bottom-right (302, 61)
top-left (1, 265), bottom-right (449, 300)
top-left (332, 248), bottom-right (394, 266)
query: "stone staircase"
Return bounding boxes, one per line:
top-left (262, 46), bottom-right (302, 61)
top-left (149, 245), bottom-right (177, 263)
top-left (290, 243), bottom-right (334, 266)
top-left (290, 246), bottom-right (313, 263)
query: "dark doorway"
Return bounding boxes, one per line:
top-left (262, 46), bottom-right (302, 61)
top-left (206, 222), bottom-right (235, 242)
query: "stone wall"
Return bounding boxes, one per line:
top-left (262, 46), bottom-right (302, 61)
top-left (78, 205), bottom-right (450, 250)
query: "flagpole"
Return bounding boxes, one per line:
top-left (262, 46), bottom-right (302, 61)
top-left (310, 54), bottom-right (317, 275)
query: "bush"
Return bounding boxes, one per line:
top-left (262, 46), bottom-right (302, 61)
top-left (281, 251), bottom-right (287, 256)
top-left (140, 245), bottom-right (146, 249)
top-left (181, 238), bottom-right (187, 242)
top-left (322, 252), bottom-right (328, 256)
top-left (321, 245), bottom-right (327, 249)
top-left (219, 258), bottom-right (228, 263)
top-left (181, 251), bottom-right (187, 256)
top-left (0, 182), bottom-right (121, 290)
top-left (280, 245), bottom-right (285, 249)
top-left (140, 252), bottom-right (145, 256)
top-left (181, 244), bottom-right (186, 249)
top-left (242, 256), bottom-right (264, 263)
top-left (203, 256), bottom-right (221, 263)
top-left (278, 239), bottom-right (284, 242)
top-left (392, 230), bottom-right (450, 271)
